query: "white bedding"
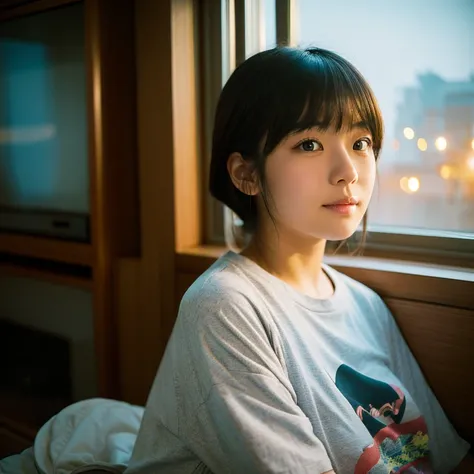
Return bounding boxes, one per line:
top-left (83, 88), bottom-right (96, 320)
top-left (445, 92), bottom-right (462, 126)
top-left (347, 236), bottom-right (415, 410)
top-left (0, 398), bottom-right (144, 474)
top-left (0, 447), bottom-right (38, 474)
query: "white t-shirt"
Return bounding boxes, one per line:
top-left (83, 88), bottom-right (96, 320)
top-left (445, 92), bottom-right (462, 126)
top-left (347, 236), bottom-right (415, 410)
top-left (127, 251), bottom-right (470, 474)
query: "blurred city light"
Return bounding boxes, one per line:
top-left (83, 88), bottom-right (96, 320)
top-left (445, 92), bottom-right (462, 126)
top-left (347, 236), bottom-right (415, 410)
top-left (440, 165), bottom-right (451, 180)
top-left (467, 156), bottom-right (474, 171)
top-left (417, 138), bottom-right (428, 151)
top-left (400, 176), bottom-right (420, 193)
top-left (403, 127), bottom-right (415, 140)
top-left (408, 177), bottom-right (420, 192)
top-left (471, 138), bottom-right (474, 151)
top-left (434, 136), bottom-right (447, 151)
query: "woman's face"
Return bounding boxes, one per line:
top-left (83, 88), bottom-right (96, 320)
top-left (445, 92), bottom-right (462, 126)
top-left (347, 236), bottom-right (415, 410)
top-left (260, 124), bottom-right (377, 242)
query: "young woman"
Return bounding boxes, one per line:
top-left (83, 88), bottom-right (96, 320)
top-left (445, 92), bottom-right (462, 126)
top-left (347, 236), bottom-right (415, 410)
top-left (127, 47), bottom-right (472, 474)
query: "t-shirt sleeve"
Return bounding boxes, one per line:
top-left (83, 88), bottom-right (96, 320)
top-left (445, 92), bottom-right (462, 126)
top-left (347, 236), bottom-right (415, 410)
top-left (177, 279), bottom-right (334, 474)
top-left (379, 297), bottom-right (471, 473)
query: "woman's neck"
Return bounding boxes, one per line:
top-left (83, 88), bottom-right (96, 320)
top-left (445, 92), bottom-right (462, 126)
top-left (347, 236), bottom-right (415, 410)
top-left (241, 224), bottom-right (334, 299)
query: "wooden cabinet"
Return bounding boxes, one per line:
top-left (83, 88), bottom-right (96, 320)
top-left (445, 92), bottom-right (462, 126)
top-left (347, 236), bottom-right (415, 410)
top-left (0, 0), bottom-right (139, 450)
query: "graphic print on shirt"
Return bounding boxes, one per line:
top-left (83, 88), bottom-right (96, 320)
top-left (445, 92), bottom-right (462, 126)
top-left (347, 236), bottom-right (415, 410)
top-left (335, 364), bottom-right (432, 474)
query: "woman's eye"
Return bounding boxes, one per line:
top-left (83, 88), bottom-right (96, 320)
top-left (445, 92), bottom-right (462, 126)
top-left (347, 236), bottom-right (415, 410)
top-left (298, 139), bottom-right (322, 152)
top-left (354, 138), bottom-right (372, 152)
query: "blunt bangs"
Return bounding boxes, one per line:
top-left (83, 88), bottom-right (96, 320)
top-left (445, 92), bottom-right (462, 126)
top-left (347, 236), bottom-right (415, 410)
top-left (260, 48), bottom-right (384, 157)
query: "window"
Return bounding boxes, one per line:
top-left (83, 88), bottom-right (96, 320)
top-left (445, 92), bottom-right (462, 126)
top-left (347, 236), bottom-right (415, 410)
top-left (200, 0), bottom-right (474, 265)
top-left (295, 0), bottom-right (474, 233)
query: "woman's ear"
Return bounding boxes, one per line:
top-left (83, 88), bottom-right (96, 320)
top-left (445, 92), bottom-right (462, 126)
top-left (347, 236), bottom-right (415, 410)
top-left (227, 152), bottom-right (259, 196)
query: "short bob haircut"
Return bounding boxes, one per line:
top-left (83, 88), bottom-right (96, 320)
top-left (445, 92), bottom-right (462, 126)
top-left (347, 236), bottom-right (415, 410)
top-left (209, 47), bottom-right (384, 239)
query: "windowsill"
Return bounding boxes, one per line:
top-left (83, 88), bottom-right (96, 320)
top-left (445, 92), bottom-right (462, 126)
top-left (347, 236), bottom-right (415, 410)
top-left (177, 244), bottom-right (474, 278)
top-left (324, 254), bottom-right (474, 281)
top-left (176, 245), bottom-right (474, 310)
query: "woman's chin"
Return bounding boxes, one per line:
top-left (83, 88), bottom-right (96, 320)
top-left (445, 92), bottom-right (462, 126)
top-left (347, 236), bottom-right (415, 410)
top-left (319, 225), bottom-right (359, 242)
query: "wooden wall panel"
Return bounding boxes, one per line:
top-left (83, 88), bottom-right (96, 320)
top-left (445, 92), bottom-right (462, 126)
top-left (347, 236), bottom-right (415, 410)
top-left (387, 298), bottom-right (474, 444)
top-left (86, 0), bottom-right (140, 399)
top-left (328, 256), bottom-right (474, 311)
top-left (172, 0), bottom-right (202, 251)
top-left (116, 258), bottom-right (145, 404)
top-left (117, 0), bottom-right (199, 406)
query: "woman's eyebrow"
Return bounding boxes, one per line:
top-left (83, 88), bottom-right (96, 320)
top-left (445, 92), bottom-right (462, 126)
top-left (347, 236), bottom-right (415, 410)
top-left (351, 121), bottom-right (370, 131)
top-left (287, 126), bottom-right (322, 136)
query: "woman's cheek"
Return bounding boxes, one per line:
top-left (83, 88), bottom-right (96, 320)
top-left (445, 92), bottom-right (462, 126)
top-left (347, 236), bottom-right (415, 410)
top-left (267, 171), bottom-right (309, 218)
top-left (282, 168), bottom-right (318, 204)
top-left (357, 158), bottom-right (377, 189)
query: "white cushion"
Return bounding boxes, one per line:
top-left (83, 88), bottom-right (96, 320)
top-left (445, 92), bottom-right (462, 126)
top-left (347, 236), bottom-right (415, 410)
top-left (33, 398), bottom-right (144, 474)
top-left (0, 447), bottom-right (39, 474)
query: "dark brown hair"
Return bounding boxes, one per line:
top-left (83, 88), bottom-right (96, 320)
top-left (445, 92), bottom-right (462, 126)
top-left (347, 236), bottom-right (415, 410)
top-left (209, 47), bottom-right (384, 244)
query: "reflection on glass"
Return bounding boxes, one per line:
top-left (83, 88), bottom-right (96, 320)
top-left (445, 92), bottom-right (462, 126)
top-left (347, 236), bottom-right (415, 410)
top-left (297, 0), bottom-right (474, 233)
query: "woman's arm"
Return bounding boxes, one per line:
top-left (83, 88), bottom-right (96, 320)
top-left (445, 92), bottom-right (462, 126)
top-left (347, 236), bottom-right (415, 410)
top-left (175, 282), bottom-right (335, 474)
top-left (451, 453), bottom-right (474, 473)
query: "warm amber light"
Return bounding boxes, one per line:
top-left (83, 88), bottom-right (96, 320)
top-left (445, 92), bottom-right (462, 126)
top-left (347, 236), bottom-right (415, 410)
top-left (403, 127), bottom-right (415, 140)
top-left (400, 177), bottom-right (409, 192)
top-left (468, 156), bottom-right (474, 171)
top-left (408, 177), bottom-right (420, 192)
top-left (440, 165), bottom-right (451, 179)
top-left (471, 138), bottom-right (474, 151)
top-left (435, 136), bottom-right (447, 151)
top-left (417, 138), bottom-right (428, 151)
top-left (400, 176), bottom-right (420, 193)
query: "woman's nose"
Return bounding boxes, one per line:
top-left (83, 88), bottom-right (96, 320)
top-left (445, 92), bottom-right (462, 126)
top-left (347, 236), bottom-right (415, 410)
top-left (329, 147), bottom-right (359, 186)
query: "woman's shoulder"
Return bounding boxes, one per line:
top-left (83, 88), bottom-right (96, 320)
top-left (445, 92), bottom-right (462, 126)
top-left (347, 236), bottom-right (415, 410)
top-left (175, 254), bottom-right (278, 348)
top-left (179, 252), bottom-right (264, 316)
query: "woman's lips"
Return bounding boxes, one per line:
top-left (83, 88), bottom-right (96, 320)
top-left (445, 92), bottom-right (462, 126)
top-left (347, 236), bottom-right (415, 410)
top-left (322, 203), bottom-right (358, 215)
top-left (322, 196), bottom-right (360, 215)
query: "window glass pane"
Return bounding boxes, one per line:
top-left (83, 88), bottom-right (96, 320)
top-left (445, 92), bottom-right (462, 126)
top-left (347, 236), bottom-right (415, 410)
top-left (243, 0), bottom-right (276, 59)
top-left (298, 0), bottom-right (474, 233)
top-left (0, 3), bottom-right (88, 214)
top-left (264, 0), bottom-right (276, 49)
top-left (221, 0), bottom-right (235, 82)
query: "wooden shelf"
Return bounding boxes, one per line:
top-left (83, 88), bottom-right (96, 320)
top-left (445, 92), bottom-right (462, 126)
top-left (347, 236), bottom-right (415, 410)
top-left (0, 262), bottom-right (93, 290)
top-left (0, 0), bottom-right (140, 408)
top-left (0, 233), bottom-right (94, 266)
